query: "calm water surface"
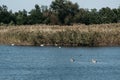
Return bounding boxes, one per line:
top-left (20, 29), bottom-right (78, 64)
top-left (0, 45), bottom-right (120, 80)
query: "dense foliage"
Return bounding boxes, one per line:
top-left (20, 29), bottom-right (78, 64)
top-left (0, 0), bottom-right (120, 25)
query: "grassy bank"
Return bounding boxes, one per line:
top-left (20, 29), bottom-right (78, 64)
top-left (0, 23), bottom-right (120, 46)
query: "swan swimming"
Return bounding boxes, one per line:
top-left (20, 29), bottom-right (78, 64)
top-left (91, 59), bottom-right (97, 63)
top-left (40, 44), bottom-right (44, 47)
top-left (11, 44), bottom-right (14, 46)
top-left (59, 46), bottom-right (61, 48)
top-left (70, 58), bottom-right (75, 62)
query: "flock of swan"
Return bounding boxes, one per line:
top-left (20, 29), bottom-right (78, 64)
top-left (11, 44), bottom-right (97, 64)
top-left (70, 57), bottom-right (97, 64)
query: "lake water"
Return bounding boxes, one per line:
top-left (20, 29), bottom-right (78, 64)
top-left (0, 45), bottom-right (120, 80)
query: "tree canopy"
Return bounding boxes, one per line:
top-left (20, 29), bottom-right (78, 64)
top-left (0, 0), bottom-right (120, 26)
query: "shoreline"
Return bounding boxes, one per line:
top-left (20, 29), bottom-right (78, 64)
top-left (0, 43), bottom-right (120, 47)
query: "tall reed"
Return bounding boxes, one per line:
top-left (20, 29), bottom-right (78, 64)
top-left (0, 23), bottom-right (120, 46)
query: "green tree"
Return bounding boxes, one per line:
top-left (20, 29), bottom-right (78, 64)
top-left (50, 0), bottom-right (79, 25)
top-left (89, 9), bottom-right (101, 24)
top-left (74, 8), bottom-right (91, 25)
top-left (28, 4), bottom-right (43, 24)
top-left (15, 9), bottom-right (28, 25)
top-left (99, 7), bottom-right (116, 23)
top-left (0, 5), bottom-right (16, 25)
top-left (112, 8), bottom-right (118, 23)
top-left (115, 6), bottom-right (120, 22)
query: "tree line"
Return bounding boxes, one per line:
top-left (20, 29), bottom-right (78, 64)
top-left (0, 0), bottom-right (120, 25)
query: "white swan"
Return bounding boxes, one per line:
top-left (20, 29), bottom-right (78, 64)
top-left (40, 44), bottom-right (44, 47)
top-left (11, 44), bottom-right (14, 46)
top-left (70, 58), bottom-right (75, 62)
top-left (59, 46), bottom-right (61, 48)
top-left (91, 59), bottom-right (97, 63)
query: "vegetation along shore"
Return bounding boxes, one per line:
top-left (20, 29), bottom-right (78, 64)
top-left (0, 0), bottom-right (120, 47)
top-left (0, 23), bottom-right (120, 47)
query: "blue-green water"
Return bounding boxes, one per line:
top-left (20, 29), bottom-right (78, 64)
top-left (0, 45), bottom-right (120, 80)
